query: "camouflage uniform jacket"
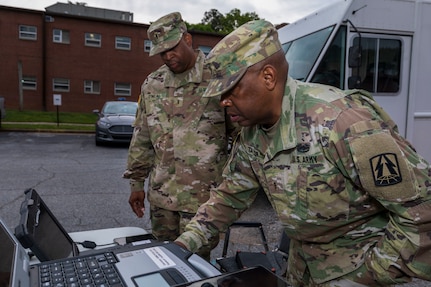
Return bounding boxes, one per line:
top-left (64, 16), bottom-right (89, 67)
top-left (177, 77), bottom-right (431, 285)
top-left (123, 51), bottom-right (229, 213)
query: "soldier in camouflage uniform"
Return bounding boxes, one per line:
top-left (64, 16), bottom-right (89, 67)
top-left (123, 12), bottom-right (232, 260)
top-left (175, 20), bottom-right (431, 286)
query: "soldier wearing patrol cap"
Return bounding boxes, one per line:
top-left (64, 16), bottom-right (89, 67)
top-left (123, 12), bottom-right (235, 260)
top-left (175, 19), bottom-right (431, 285)
top-left (147, 12), bottom-right (187, 57)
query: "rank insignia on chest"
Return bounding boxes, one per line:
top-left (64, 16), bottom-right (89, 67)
top-left (296, 143), bottom-right (310, 153)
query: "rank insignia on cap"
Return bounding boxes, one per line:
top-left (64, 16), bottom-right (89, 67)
top-left (370, 153), bottom-right (402, 186)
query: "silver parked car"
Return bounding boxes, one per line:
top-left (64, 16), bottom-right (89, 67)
top-left (93, 101), bottom-right (137, 146)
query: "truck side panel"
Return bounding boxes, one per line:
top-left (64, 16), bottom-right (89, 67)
top-left (278, 0), bottom-right (431, 162)
top-left (407, 1), bottom-right (431, 162)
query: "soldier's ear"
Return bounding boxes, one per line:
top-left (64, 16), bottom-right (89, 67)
top-left (183, 32), bottom-right (193, 46)
top-left (262, 65), bottom-right (276, 91)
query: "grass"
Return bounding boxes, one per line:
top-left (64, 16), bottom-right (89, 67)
top-left (0, 109), bottom-right (98, 132)
top-left (3, 109), bottom-right (97, 123)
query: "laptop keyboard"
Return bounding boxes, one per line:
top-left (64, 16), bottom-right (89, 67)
top-left (38, 252), bottom-right (124, 287)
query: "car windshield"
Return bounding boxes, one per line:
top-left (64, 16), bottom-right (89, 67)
top-left (284, 26), bottom-right (334, 81)
top-left (102, 102), bottom-right (137, 115)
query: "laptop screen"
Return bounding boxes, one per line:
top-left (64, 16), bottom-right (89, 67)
top-left (15, 189), bottom-right (76, 261)
top-left (0, 221), bottom-right (16, 287)
top-left (29, 203), bottom-right (75, 259)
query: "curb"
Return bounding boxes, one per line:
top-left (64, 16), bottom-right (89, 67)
top-left (0, 122), bottom-right (94, 134)
top-left (0, 128), bottom-right (94, 134)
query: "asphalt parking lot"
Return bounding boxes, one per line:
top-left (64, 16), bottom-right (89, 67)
top-left (0, 132), bottom-right (427, 286)
top-left (0, 132), bottom-right (147, 231)
top-left (0, 132), bottom-right (281, 259)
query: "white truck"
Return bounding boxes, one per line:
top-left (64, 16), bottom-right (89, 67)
top-left (278, 0), bottom-right (431, 163)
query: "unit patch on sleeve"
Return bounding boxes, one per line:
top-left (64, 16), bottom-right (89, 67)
top-left (369, 153), bottom-right (402, 186)
top-left (348, 130), bottom-right (419, 201)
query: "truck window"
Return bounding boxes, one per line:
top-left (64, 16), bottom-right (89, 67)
top-left (284, 26), bottom-right (334, 81)
top-left (353, 37), bottom-right (401, 93)
top-left (311, 26), bottom-right (347, 89)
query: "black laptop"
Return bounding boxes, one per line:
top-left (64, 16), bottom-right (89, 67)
top-left (1, 216), bottom-right (222, 287)
top-left (14, 188), bottom-right (80, 261)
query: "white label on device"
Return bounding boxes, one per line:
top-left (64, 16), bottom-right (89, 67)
top-left (132, 239), bottom-right (153, 246)
top-left (144, 247), bottom-right (176, 269)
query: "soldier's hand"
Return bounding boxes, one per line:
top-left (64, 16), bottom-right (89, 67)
top-left (174, 241), bottom-right (188, 250)
top-left (128, 190), bottom-right (145, 218)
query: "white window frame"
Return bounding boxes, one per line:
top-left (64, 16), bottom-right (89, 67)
top-left (19, 25), bottom-right (37, 40)
top-left (84, 80), bottom-right (101, 94)
top-left (53, 78), bottom-right (70, 92)
top-left (53, 29), bottom-right (70, 44)
top-left (85, 32), bottom-right (101, 47)
top-left (115, 36), bottom-right (131, 50)
top-left (22, 76), bottom-right (37, 90)
top-left (144, 40), bottom-right (152, 53)
top-left (114, 82), bottom-right (131, 96)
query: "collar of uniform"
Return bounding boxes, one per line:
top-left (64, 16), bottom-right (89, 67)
top-left (164, 50), bottom-right (205, 88)
top-left (266, 76), bottom-right (298, 160)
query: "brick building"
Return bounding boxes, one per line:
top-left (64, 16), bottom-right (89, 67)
top-left (0, 3), bottom-right (223, 113)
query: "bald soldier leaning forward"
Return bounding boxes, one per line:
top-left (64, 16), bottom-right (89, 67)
top-left (123, 12), bottom-right (234, 261)
top-left (175, 19), bottom-right (431, 286)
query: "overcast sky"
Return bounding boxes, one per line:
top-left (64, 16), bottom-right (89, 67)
top-left (0, 0), bottom-right (341, 25)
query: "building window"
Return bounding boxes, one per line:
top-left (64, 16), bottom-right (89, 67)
top-left (53, 78), bottom-right (70, 92)
top-left (19, 25), bottom-right (37, 40)
top-left (144, 40), bottom-right (152, 52)
top-left (22, 76), bottom-right (37, 90)
top-left (198, 46), bottom-right (212, 56)
top-left (53, 29), bottom-right (70, 44)
top-left (85, 32), bottom-right (101, 47)
top-left (114, 82), bottom-right (131, 96)
top-left (84, 80), bottom-right (101, 94)
top-left (116, 36), bottom-right (131, 50)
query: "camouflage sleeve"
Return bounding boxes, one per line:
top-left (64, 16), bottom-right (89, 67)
top-left (329, 92), bottom-right (431, 284)
top-left (176, 137), bottom-right (261, 252)
top-left (122, 81), bottom-right (155, 185)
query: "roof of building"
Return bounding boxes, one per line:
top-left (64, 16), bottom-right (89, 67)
top-left (45, 2), bottom-right (133, 22)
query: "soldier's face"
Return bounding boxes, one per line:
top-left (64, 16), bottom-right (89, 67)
top-left (160, 34), bottom-right (195, 74)
top-left (220, 67), bottom-right (279, 127)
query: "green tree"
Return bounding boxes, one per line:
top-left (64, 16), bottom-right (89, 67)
top-left (187, 8), bottom-right (260, 35)
top-left (202, 9), bottom-right (225, 32)
top-left (224, 9), bottom-right (260, 33)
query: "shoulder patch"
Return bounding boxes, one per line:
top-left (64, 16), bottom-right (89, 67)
top-left (347, 130), bottom-right (419, 201)
top-left (369, 153), bottom-right (402, 186)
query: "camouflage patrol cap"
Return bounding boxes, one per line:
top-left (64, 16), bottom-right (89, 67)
top-left (203, 19), bottom-right (282, 98)
top-left (147, 12), bottom-right (187, 56)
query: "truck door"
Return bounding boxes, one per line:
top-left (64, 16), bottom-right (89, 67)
top-left (349, 34), bottom-right (411, 137)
